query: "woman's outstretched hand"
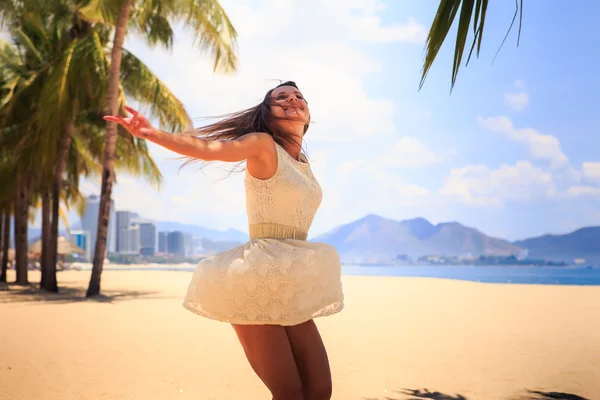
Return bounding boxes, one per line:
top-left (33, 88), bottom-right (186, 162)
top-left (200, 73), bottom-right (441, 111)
top-left (103, 106), bottom-right (155, 138)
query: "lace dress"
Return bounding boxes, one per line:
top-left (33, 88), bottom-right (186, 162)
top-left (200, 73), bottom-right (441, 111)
top-left (182, 142), bottom-right (344, 325)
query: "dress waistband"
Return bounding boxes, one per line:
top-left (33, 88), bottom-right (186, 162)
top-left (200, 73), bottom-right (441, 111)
top-left (249, 223), bottom-right (308, 241)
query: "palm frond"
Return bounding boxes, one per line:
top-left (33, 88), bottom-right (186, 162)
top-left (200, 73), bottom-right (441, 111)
top-left (36, 31), bottom-right (107, 131)
top-left (177, 0), bottom-right (238, 73)
top-left (130, 1), bottom-right (174, 48)
top-left (77, 0), bottom-right (122, 25)
top-left (420, 0), bottom-right (523, 91)
top-left (114, 134), bottom-right (162, 189)
top-left (120, 48), bottom-right (192, 131)
top-left (11, 27), bottom-right (44, 65)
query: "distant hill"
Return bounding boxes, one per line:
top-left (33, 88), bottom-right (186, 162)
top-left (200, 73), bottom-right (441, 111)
top-left (313, 214), bottom-right (521, 263)
top-left (198, 238), bottom-right (243, 255)
top-left (513, 227), bottom-right (600, 265)
top-left (155, 220), bottom-right (247, 242)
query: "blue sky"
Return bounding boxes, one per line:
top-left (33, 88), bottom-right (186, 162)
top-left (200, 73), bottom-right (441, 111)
top-left (76, 0), bottom-right (600, 241)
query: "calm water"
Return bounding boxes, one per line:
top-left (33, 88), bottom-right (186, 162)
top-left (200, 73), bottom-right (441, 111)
top-left (98, 264), bottom-right (600, 286)
top-left (341, 265), bottom-right (600, 286)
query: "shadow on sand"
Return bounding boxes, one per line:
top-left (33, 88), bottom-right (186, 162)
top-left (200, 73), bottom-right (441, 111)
top-left (365, 388), bottom-right (589, 400)
top-left (365, 388), bottom-right (467, 400)
top-left (0, 281), bottom-right (178, 304)
top-left (517, 391), bottom-right (589, 400)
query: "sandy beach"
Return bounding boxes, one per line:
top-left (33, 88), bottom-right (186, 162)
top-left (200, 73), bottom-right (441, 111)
top-left (1, 269), bottom-right (599, 400)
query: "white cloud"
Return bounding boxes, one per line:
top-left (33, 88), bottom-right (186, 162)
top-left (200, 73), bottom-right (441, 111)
top-left (563, 186), bottom-right (600, 198)
top-left (505, 92), bottom-right (529, 111)
top-left (313, 0), bottom-right (426, 44)
top-left (439, 161), bottom-right (555, 207)
top-left (477, 116), bottom-right (569, 168)
top-left (137, 0), bottom-right (427, 143)
top-left (582, 162), bottom-right (600, 181)
top-left (109, 0), bottom-right (428, 233)
top-left (382, 137), bottom-right (441, 168)
top-left (310, 158), bottom-right (432, 232)
top-left (350, 17), bottom-right (426, 43)
top-left (514, 79), bottom-right (526, 88)
top-left (336, 161), bottom-right (431, 202)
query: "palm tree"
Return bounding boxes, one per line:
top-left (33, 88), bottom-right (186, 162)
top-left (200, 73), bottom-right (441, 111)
top-left (0, 32), bottom-right (41, 285)
top-left (0, 208), bottom-right (9, 283)
top-left (0, 0), bottom-right (166, 291)
top-left (420, 0), bottom-right (523, 91)
top-left (84, 0), bottom-right (239, 297)
top-left (0, 162), bottom-right (11, 283)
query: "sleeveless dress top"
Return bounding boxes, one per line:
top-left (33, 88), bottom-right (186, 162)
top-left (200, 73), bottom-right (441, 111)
top-left (182, 142), bottom-right (344, 325)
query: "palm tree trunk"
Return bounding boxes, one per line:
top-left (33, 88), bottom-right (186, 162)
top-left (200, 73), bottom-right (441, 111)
top-left (39, 188), bottom-right (51, 289)
top-left (0, 209), bottom-right (4, 282)
top-left (0, 210), bottom-right (9, 283)
top-left (14, 172), bottom-right (30, 285)
top-left (87, 0), bottom-right (133, 297)
top-left (46, 123), bottom-right (74, 293)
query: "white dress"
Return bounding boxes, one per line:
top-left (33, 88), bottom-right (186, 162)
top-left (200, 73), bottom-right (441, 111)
top-left (182, 143), bottom-right (344, 326)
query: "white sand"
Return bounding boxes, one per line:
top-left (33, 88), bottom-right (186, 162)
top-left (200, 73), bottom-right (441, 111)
top-left (1, 269), bottom-right (599, 400)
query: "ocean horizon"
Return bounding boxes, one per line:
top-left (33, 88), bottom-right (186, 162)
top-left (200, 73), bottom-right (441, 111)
top-left (80, 264), bottom-right (600, 286)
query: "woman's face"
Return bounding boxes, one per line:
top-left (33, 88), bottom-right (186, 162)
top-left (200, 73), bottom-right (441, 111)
top-left (269, 85), bottom-right (310, 128)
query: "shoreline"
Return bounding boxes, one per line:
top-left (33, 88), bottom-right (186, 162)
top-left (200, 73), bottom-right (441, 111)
top-left (28, 262), bottom-right (600, 287)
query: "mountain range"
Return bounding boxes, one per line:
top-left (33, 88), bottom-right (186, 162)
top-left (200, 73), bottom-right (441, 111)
top-left (155, 220), bottom-right (247, 242)
top-left (312, 214), bottom-right (521, 262)
top-left (22, 214), bottom-right (599, 265)
top-left (312, 214), bottom-right (599, 265)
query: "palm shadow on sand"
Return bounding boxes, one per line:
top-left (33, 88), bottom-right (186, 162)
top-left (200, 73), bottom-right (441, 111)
top-left (365, 388), bottom-right (467, 400)
top-left (365, 388), bottom-right (589, 400)
top-left (518, 391), bottom-right (589, 400)
top-left (0, 281), bottom-right (178, 304)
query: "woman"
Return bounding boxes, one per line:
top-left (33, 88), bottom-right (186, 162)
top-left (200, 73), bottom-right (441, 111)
top-left (105, 81), bottom-right (344, 400)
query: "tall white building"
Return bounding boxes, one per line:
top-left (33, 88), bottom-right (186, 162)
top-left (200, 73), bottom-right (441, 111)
top-left (81, 195), bottom-right (116, 258)
top-left (128, 224), bottom-right (141, 254)
top-left (116, 211), bottom-right (151, 255)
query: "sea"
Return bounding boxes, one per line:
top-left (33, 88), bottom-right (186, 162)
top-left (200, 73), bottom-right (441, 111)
top-left (100, 264), bottom-right (600, 286)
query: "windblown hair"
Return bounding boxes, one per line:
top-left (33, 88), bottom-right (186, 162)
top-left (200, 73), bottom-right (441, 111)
top-left (180, 81), bottom-right (310, 170)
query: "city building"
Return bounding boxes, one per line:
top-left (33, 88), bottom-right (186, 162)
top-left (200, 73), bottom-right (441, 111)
top-left (167, 231), bottom-right (194, 258)
top-left (116, 211), bottom-right (131, 253)
top-left (81, 195), bottom-right (116, 257)
top-left (128, 224), bottom-right (141, 254)
top-left (70, 230), bottom-right (91, 261)
top-left (115, 210), bottom-right (149, 255)
top-left (139, 222), bottom-right (157, 256)
top-left (158, 232), bottom-right (169, 254)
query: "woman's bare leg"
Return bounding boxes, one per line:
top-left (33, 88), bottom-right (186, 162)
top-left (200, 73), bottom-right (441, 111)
top-left (232, 324), bottom-right (304, 400)
top-left (284, 320), bottom-right (332, 400)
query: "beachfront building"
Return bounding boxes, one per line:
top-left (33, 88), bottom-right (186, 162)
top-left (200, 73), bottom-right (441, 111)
top-left (158, 232), bottom-right (169, 255)
top-left (70, 230), bottom-right (91, 261)
top-left (167, 231), bottom-right (194, 258)
top-left (139, 222), bottom-right (157, 256)
top-left (81, 195), bottom-right (116, 257)
top-left (115, 210), bottom-right (146, 255)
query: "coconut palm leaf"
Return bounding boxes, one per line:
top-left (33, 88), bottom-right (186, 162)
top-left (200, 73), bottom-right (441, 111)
top-left (120, 48), bottom-right (192, 131)
top-left (177, 0), bottom-right (237, 73)
top-left (130, 1), bottom-right (174, 48)
top-left (420, 0), bottom-right (523, 91)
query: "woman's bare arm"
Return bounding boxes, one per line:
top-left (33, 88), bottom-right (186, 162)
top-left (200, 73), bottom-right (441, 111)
top-left (147, 129), bottom-right (273, 162)
top-left (104, 106), bottom-right (274, 163)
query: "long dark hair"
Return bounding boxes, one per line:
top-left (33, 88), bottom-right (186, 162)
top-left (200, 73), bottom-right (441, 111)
top-left (180, 81), bottom-right (310, 170)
